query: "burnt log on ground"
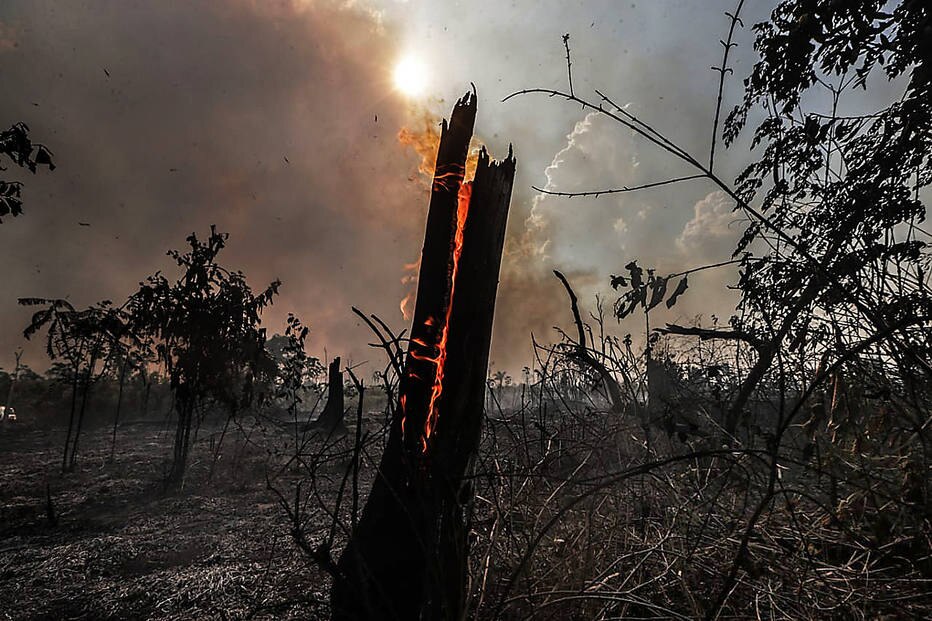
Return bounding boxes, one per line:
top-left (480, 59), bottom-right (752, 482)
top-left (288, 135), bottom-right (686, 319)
top-left (332, 91), bottom-right (515, 620)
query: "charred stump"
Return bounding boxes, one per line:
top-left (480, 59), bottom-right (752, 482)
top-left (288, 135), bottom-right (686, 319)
top-left (332, 91), bottom-right (515, 620)
top-left (309, 357), bottom-right (346, 436)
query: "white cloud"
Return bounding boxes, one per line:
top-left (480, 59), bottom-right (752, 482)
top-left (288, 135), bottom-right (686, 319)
top-left (676, 191), bottom-right (739, 261)
top-left (525, 112), bottom-right (599, 258)
top-left (524, 111), bottom-right (647, 271)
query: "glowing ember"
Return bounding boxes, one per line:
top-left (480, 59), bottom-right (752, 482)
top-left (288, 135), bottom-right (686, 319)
top-left (400, 394), bottom-right (407, 435)
top-left (432, 165), bottom-right (466, 193)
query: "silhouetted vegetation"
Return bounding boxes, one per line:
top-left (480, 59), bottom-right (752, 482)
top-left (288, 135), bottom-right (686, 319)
top-left (497, 1), bottom-right (931, 617)
top-left (19, 298), bottom-right (135, 471)
top-left (0, 122), bottom-right (53, 223)
top-left (128, 226), bottom-right (281, 486)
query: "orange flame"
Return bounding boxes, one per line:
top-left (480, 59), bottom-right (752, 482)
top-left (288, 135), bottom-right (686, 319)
top-left (421, 180), bottom-right (471, 451)
top-left (398, 119), bottom-right (441, 180)
top-left (400, 258), bottom-right (420, 320)
top-left (397, 116), bottom-right (485, 324)
top-left (398, 115), bottom-right (484, 184)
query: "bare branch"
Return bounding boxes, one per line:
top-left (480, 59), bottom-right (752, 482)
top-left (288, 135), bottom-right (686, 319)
top-left (533, 174), bottom-right (705, 198)
top-left (351, 306), bottom-right (404, 380)
top-left (655, 323), bottom-right (765, 351)
top-left (710, 0), bottom-right (746, 170)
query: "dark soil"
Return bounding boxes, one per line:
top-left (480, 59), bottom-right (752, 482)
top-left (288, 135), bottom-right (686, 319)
top-left (0, 420), bottom-right (331, 620)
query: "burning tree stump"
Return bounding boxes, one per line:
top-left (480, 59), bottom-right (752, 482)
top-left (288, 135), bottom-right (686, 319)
top-left (332, 92), bottom-right (515, 620)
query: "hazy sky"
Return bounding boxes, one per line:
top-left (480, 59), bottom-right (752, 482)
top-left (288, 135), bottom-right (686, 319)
top-left (0, 0), bottom-right (777, 376)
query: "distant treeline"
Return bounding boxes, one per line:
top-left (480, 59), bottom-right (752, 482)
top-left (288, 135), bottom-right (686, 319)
top-left (0, 365), bottom-right (172, 428)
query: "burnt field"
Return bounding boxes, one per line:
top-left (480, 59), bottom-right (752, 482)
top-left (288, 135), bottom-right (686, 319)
top-left (0, 419), bottom-right (335, 620)
top-left (3, 375), bottom-right (931, 621)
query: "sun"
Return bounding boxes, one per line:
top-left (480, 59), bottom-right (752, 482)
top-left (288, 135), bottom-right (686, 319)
top-left (393, 56), bottom-right (428, 98)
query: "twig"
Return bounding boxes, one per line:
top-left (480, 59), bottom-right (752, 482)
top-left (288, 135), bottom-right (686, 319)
top-left (562, 34), bottom-right (574, 97)
top-left (351, 306), bottom-right (404, 380)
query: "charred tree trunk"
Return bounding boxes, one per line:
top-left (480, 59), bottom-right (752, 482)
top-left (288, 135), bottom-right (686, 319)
top-left (68, 350), bottom-right (99, 471)
top-left (61, 367), bottom-right (79, 474)
top-left (332, 92), bottom-right (515, 620)
top-left (109, 357), bottom-right (128, 463)
top-left (429, 146), bottom-right (515, 620)
top-left (332, 92), bottom-right (476, 621)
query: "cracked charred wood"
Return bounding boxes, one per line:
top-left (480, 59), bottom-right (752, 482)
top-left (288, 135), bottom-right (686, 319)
top-left (332, 91), bottom-right (515, 621)
top-left (332, 91), bottom-right (477, 621)
top-left (429, 145), bottom-right (515, 620)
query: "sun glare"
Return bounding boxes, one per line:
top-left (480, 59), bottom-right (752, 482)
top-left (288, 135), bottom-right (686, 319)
top-left (393, 56), bottom-right (428, 98)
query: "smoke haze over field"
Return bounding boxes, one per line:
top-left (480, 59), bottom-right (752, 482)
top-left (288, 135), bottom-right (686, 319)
top-left (0, 0), bottom-right (772, 376)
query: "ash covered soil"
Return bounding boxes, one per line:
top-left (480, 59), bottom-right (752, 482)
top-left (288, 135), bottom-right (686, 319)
top-left (0, 420), bottom-right (339, 620)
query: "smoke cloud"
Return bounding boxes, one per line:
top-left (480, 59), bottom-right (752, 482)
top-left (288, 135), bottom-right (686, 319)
top-left (0, 0), bottom-right (430, 373)
top-left (0, 0), bottom-right (751, 379)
